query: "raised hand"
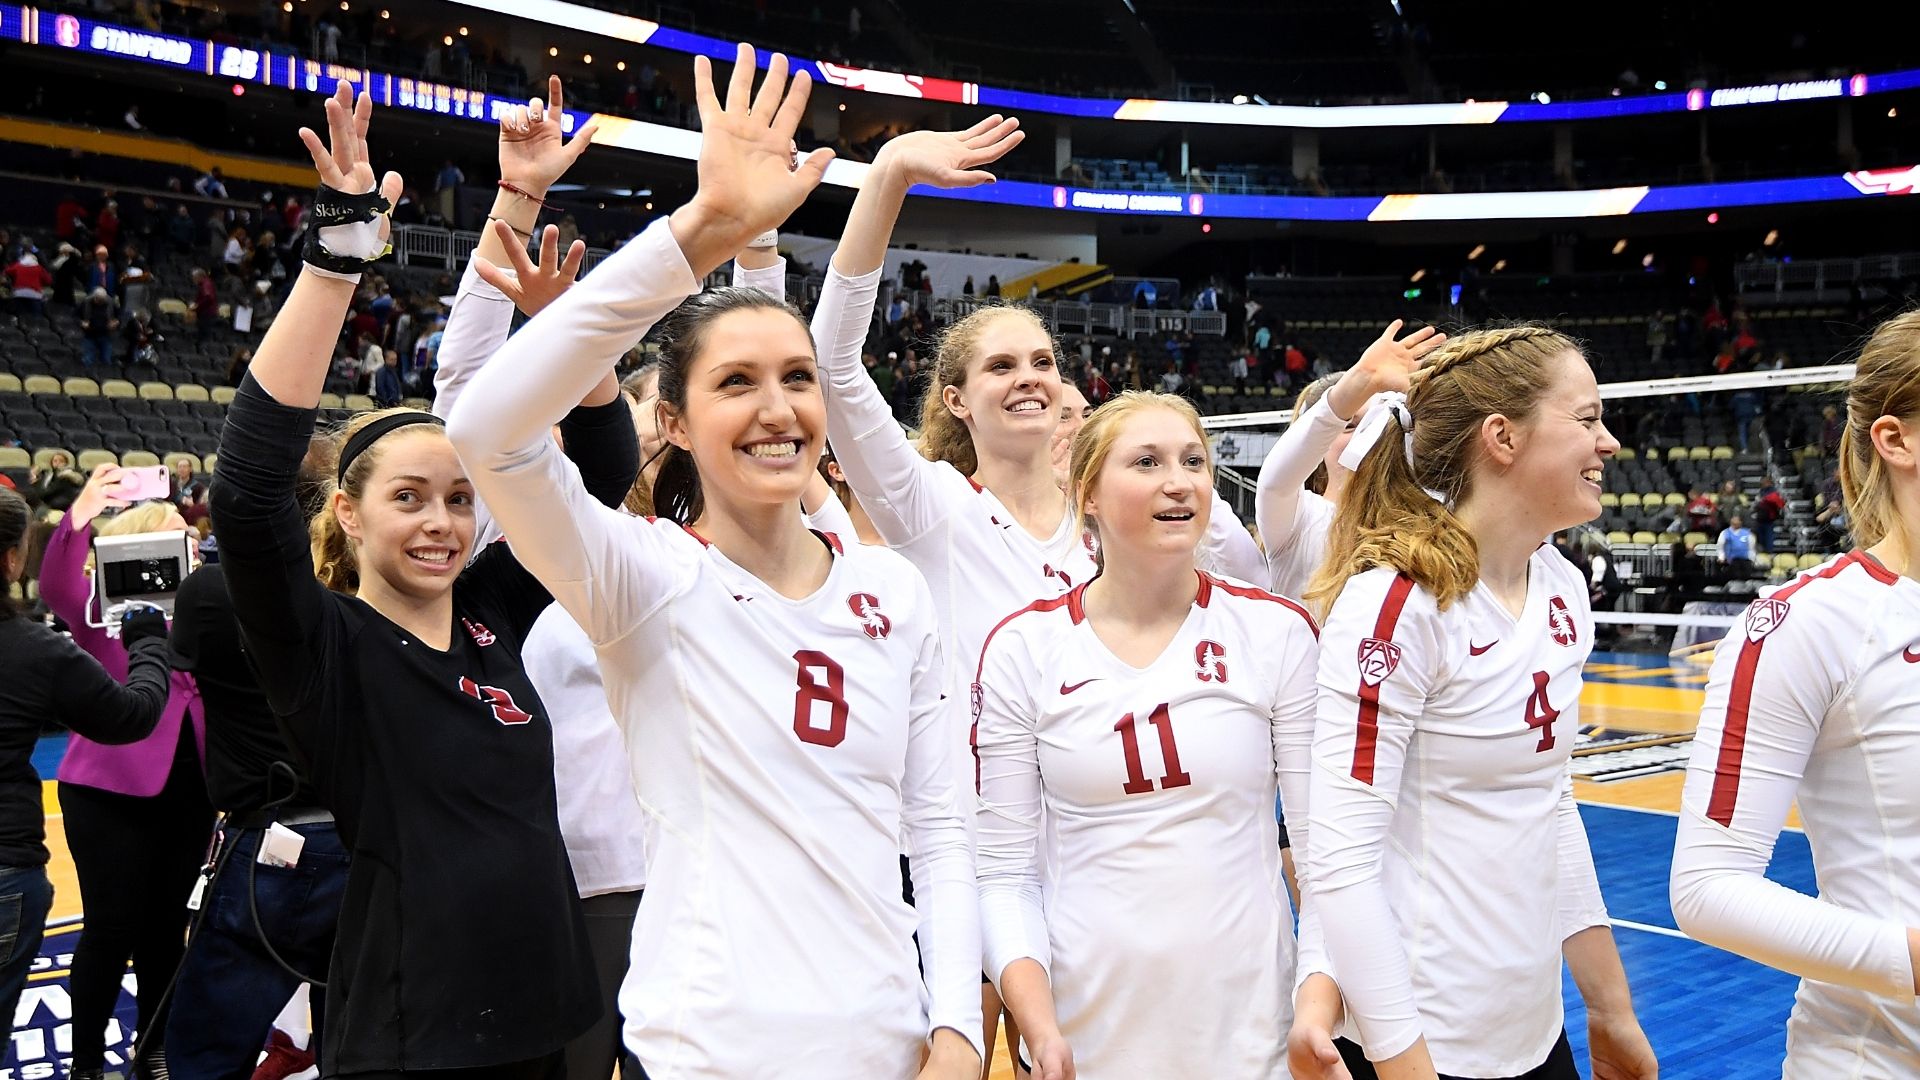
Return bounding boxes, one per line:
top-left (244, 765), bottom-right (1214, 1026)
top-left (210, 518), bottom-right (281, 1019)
top-left (872, 115), bottom-right (1024, 191)
top-left (498, 75), bottom-right (600, 197)
top-left (1326, 319), bottom-right (1448, 420)
top-left (474, 221), bottom-right (588, 318)
top-left (295, 83), bottom-right (404, 244)
top-left (69, 462), bottom-right (132, 532)
top-left (674, 43), bottom-right (835, 272)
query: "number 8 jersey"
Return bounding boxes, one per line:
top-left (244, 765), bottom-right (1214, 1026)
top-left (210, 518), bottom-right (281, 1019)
top-left (973, 572), bottom-right (1320, 1079)
top-left (1302, 547), bottom-right (1608, 1079)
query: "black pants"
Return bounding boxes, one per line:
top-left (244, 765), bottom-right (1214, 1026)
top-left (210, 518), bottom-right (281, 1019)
top-left (352, 1051), bottom-right (566, 1080)
top-left (1336, 1032), bottom-right (1577, 1080)
top-left (563, 889), bottom-right (642, 1080)
top-left (59, 727), bottom-right (215, 1071)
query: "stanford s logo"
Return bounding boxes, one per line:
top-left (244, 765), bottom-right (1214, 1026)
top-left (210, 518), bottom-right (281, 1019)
top-left (463, 618), bottom-right (496, 647)
top-left (1356, 638), bottom-right (1402, 687)
top-left (1745, 598), bottom-right (1790, 643)
top-left (1195, 640), bottom-right (1228, 683)
top-left (1547, 595), bottom-right (1578, 647)
top-left (458, 676), bottom-right (534, 726)
top-left (847, 593), bottom-right (892, 640)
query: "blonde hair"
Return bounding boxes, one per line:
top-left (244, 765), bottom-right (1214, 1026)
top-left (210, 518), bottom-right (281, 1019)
top-left (1068, 391), bottom-right (1209, 567)
top-left (1293, 371), bottom-right (1343, 495)
top-left (309, 408), bottom-right (449, 594)
top-left (98, 501), bottom-right (182, 536)
top-left (1304, 325), bottom-right (1582, 616)
top-left (1838, 309), bottom-right (1920, 549)
top-left (618, 383), bottom-right (654, 517)
top-left (919, 305), bottom-right (1057, 476)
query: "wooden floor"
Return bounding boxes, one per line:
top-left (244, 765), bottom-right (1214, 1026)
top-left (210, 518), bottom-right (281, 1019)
top-left (18, 652), bottom-right (1799, 1078)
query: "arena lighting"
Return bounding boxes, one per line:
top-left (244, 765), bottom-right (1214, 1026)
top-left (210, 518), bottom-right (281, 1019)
top-left (1763, 229), bottom-right (1780, 245)
top-left (458, 26), bottom-right (468, 36)
top-left (1231, 95), bottom-right (1249, 105)
top-left (548, 46), bottom-right (558, 57)
top-left (1654, 80), bottom-right (1668, 90)
top-left (1707, 212), bottom-right (1720, 223)
top-left (282, 1), bottom-right (291, 9)
top-left (441, 35), bottom-right (451, 46)
top-left (1892, 108), bottom-right (1901, 118)
top-left (379, 9), bottom-right (389, 17)
top-left (584, 54), bottom-right (593, 64)
top-left (429, 0), bottom-right (1920, 129)
top-left (1409, 268), bottom-right (1426, 282)
top-left (28, 5), bottom-right (1920, 223)
top-left (1533, 91), bottom-right (1551, 104)
top-left (1201, 222), bottom-right (1211, 233)
top-left (1642, 253), bottom-right (1656, 267)
top-left (231, 83), bottom-right (244, 95)
top-left (1467, 243), bottom-right (1485, 259)
top-left (616, 60), bottom-right (625, 71)
top-left (1611, 238), bottom-right (1628, 255)
top-left (1490, 259), bottom-right (1507, 272)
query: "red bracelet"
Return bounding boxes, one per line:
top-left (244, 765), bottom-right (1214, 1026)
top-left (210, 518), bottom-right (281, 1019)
top-left (497, 181), bottom-right (548, 207)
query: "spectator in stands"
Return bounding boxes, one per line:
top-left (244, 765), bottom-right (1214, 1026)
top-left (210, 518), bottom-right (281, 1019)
top-left (1815, 473), bottom-right (1849, 548)
top-left (219, 226), bottom-right (247, 276)
top-left (870, 351), bottom-right (896, 402)
top-left (1158, 358), bottom-right (1185, 394)
top-left (1717, 514), bottom-right (1756, 570)
top-left (49, 242), bottom-right (83, 308)
top-left (0, 485), bottom-right (172, 1034)
top-left (1716, 478), bottom-right (1749, 521)
top-left (1284, 339), bottom-right (1309, 390)
top-left (26, 453), bottom-right (82, 512)
top-left (1646, 310), bottom-right (1669, 364)
top-left (986, 273), bottom-right (1000, 298)
top-left (84, 245), bottom-right (116, 296)
top-left (81, 287), bottom-right (118, 367)
top-left (373, 347), bottom-right (405, 407)
top-left (226, 346), bottom-right (254, 388)
top-left (168, 203), bottom-right (195, 255)
top-left (1753, 480), bottom-right (1785, 553)
top-left (1253, 321), bottom-right (1273, 372)
top-left (95, 200), bottom-right (120, 254)
top-left (1685, 486), bottom-right (1719, 532)
top-left (54, 192), bottom-right (88, 243)
top-left (3, 252), bottom-right (51, 316)
top-left (1732, 377), bottom-right (1766, 451)
top-left (120, 306), bottom-right (161, 366)
top-left (121, 262), bottom-right (153, 319)
top-left (193, 166), bottom-right (228, 201)
top-left (1820, 404), bottom-right (1844, 457)
top-left (963, 274), bottom-right (975, 296)
top-left (193, 267), bottom-right (219, 341)
top-left (434, 159), bottom-right (465, 225)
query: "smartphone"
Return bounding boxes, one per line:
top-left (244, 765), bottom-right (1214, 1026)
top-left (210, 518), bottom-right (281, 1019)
top-left (117, 464), bottom-right (173, 502)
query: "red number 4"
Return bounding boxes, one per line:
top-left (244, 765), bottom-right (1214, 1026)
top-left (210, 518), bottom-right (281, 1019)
top-left (1115, 703), bottom-right (1192, 794)
top-left (792, 650), bottom-right (850, 747)
top-left (1523, 670), bottom-right (1559, 752)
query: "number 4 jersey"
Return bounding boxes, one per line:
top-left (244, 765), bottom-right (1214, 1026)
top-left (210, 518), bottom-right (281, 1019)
top-left (1303, 548), bottom-right (1608, 1079)
top-left (973, 572), bottom-right (1320, 1079)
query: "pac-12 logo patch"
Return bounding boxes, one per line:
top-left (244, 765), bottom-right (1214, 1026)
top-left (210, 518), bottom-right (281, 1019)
top-left (847, 593), bottom-right (891, 640)
top-left (1745, 598), bottom-right (1790, 643)
top-left (1547, 595), bottom-right (1578, 647)
top-left (1356, 638), bottom-right (1402, 686)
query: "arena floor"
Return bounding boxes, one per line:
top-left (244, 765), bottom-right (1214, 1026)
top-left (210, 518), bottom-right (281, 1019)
top-left (8, 653), bottom-right (1802, 1079)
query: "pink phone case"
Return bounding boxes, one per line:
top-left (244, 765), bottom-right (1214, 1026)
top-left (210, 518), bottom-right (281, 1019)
top-left (117, 465), bottom-right (173, 502)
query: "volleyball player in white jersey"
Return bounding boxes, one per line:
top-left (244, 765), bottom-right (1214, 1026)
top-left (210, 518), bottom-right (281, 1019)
top-left (1255, 321), bottom-right (1445, 600)
top-left (1671, 310), bottom-right (1920, 1078)
top-left (974, 392), bottom-right (1319, 1079)
top-left (1288, 327), bottom-right (1656, 1080)
top-left (447, 46), bottom-right (982, 1080)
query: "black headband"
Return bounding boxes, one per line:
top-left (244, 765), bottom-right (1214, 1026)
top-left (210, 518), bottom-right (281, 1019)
top-left (337, 411), bottom-right (446, 483)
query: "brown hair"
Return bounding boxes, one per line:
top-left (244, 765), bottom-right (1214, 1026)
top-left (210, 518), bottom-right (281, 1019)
top-left (308, 408), bottom-right (449, 593)
top-left (1068, 391), bottom-right (1209, 568)
top-left (918, 305), bottom-right (1058, 477)
top-left (1293, 371), bottom-right (1343, 495)
top-left (1304, 325), bottom-right (1582, 615)
top-left (1838, 309), bottom-right (1920, 549)
top-left (618, 382), bottom-right (655, 517)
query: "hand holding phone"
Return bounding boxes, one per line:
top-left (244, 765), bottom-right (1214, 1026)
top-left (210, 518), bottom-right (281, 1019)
top-left (116, 465), bottom-right (173, 502)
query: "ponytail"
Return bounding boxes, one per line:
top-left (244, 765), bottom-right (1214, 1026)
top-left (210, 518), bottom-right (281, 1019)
top-left (918, 305), bottom-right (1057, 475)
top-left (309, 496), bottom-right (360, 593)
top-left (1304, 325), bottom-right (1578, 616)
top-left (308, 406), bottom-right (442, 594)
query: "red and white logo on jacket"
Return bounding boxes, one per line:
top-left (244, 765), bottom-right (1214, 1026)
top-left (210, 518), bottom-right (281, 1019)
top-left (1547, 595), bottom-right (1578, 647)
top-left (1356, 638), bottom-right (1402, 686)
top-left (1745, 598), bottom-right (1790, 643)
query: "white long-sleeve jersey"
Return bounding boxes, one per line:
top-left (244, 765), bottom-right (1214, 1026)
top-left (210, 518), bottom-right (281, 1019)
top-left (1672, 550), bottom-right (1920, 1078)
top-left (811, 265), bottom-right (1253, 784)
top-left (1304, 549), bottom-right (1608, 1077)
top-left (446, 219), bottom-right (983, 1078)
top-left (436, 254), bottom-right (788, 900)
top-left (974, 572), bottom-right (1318, 1079)
top-left (1254, 394), bottom-right (1344, 601)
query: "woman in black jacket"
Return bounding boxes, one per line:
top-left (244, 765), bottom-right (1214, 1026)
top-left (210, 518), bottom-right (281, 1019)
top-left (0, 485), bottom-right (171, 1026)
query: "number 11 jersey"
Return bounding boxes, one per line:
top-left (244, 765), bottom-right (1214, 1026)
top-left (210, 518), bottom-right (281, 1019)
top-left (973, 572), bottom-right (1320, 1079)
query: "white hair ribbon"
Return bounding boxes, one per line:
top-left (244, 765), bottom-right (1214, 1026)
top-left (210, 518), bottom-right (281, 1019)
top-left (1337, 391), bottom-right (1448, 505)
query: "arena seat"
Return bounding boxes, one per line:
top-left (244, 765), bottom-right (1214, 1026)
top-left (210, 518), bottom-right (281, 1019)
top-left (1796, 553), bottom-right (1826, 571)
top-left (318, 393), bottom-right (345, 409)
top-left (0, 447), bottom-right (29, 470)
top-left (23, 376), bottom-right (60, 395)
top-left (344, 394), bottom-right (376, 412)
top-left (100, 379), bottom-right (138, 398)
top-left (1630, 531), bottom-right (1658, 545)
top-left (138, 382), bottom-right (175, 401)
top-left (203, 453), bottom-right (218, 473)
top-left (76, 449), bottom-right (118, 470)
top-left (210, 386), bottom-right (238, 405)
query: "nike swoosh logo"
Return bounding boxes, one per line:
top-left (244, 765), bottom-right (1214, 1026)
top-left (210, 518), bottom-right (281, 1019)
top-left (1060, 678), bottom-right (1099, 695)
top-left (1469, 640), bottom-right (1498, 656)
top-left (1904, 645), bottom-right (1920, 664)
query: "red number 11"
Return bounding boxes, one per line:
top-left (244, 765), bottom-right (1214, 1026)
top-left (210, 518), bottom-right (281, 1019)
top-left (1115, 703), bottom-right (1192, 794)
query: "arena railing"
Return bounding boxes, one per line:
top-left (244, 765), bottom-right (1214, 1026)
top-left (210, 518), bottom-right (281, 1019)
top-left (391, 224), bottom-right (616, 273)
top-left (1735, 252), bottom-right (1920, 299)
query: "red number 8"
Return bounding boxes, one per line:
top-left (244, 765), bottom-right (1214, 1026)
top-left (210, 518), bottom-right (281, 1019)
top-left (792, 650), bottom-right (849, 747)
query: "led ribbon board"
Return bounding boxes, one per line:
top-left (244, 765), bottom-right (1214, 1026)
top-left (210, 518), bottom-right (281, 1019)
top-left (7, 4), bottom-right (1915, 222)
